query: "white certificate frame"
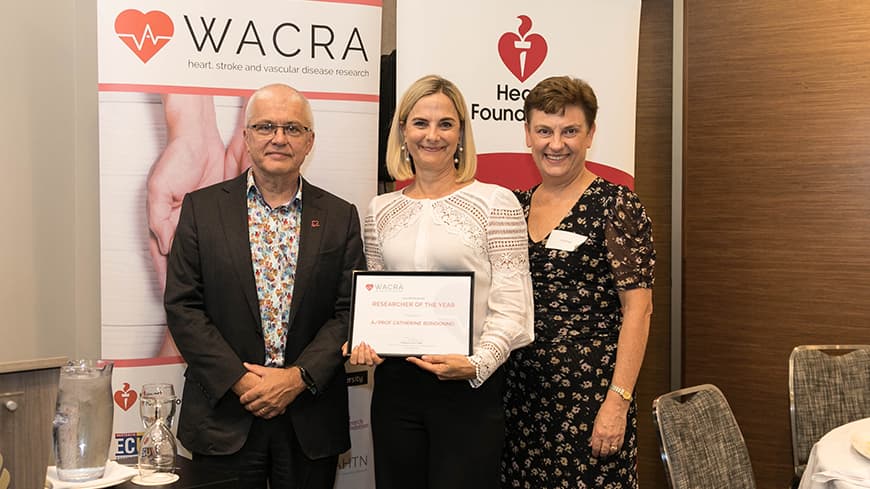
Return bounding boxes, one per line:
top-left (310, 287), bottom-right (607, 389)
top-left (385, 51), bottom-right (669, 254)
top-left (348, 271), bottom-right (474, 356)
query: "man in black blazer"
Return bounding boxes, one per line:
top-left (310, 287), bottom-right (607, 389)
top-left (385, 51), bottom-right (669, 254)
top-left (164, 84), bottom-right (365, 489)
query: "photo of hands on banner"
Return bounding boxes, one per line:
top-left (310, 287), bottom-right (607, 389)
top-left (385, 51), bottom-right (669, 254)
top-left (146, 94), bottom-right (250, 357)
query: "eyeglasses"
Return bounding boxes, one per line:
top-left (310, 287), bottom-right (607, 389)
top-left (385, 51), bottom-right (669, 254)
top-left (247, 122), bottom-right (311, 138)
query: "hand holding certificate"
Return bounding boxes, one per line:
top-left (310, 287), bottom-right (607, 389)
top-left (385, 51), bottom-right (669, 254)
top-left (347, 271), bottom-right (474, 357)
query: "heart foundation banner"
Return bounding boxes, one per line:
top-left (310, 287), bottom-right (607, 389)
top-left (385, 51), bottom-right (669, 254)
top-left (397, 0), bottom-right (641, 190)
top-left (97, 1), bottom-right (380, 487)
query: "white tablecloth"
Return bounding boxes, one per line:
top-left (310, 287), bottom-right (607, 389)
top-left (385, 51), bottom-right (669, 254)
top-left (799, 417), bottom-right (870, 489)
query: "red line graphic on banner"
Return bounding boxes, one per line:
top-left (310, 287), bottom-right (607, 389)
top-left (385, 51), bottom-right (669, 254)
top-left (397, 153), bottom-right (634, 192)
top-left (315, 0), bottom-right (383, 5)
top-left (97, 83), bottom-right (379, 103)
top-left (477, 154), bottom-right (634, 191)
top-left (107, 356), bottom-right (185, 368)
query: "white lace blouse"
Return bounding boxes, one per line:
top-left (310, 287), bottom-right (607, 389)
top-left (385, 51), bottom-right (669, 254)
top-left (364, 180), bottom-right (534, 387)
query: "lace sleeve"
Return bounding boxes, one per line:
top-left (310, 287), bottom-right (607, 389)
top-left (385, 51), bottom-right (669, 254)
top-left (604, 187), bottom-right (655, 290)
top-left (468, 188), bottom-right (534, 387)
top-left (363, 199), bottom-right (385, 271)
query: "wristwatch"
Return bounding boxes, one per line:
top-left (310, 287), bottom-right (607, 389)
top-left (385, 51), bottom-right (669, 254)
top-left (608, 383), bottom-right (633, 402)
top-left (295, 365), bottom-right (318, 395)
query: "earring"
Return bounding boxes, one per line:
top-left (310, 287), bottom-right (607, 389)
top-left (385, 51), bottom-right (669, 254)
top-left (401, 142), bottom-right (410, 163)
top-left (453, 144), bottom-right (463, 167)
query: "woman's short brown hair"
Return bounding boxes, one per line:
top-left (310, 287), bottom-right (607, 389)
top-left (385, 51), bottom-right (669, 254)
top-left (523, 76), bottom-right (598, 127)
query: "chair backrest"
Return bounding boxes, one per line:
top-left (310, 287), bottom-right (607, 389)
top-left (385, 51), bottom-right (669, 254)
top-left (652, 384), bottom-right (756, 489)
top-left (789, 345), bottom-right (870, 476)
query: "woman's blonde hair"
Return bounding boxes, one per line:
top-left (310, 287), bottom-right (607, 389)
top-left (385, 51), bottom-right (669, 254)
top-left (385, 75), bottom-right (477, 182)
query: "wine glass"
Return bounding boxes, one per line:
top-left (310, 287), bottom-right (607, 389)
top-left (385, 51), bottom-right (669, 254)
top-left (139, 383), bottom-right (177, 430)
top-left (136, 383), bottom-right (179, 484)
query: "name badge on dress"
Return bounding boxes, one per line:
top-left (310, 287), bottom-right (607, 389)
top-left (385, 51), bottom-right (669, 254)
top-left (545, 230), bottom-right (588, 251)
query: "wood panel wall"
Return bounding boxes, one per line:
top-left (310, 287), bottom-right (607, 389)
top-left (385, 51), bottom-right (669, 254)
top-left (684, 2), bottom-right (870, 486)
top-left (634, 1), bottom-right (673, 488)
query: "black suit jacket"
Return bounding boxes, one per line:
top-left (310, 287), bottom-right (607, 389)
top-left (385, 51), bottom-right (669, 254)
top-left (164, 172), bottom-right (365, 459)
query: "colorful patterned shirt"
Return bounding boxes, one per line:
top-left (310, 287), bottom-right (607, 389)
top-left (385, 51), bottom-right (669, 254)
top-left (247, 170), bottom-right (302, 367)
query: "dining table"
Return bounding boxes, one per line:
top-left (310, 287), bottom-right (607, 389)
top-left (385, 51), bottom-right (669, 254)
top-left (46, 456), bottom-right (237, 489)
top-left (798, 417), bottom-right (870, 489)
top-left (116, 456), bottom-right (237, 489)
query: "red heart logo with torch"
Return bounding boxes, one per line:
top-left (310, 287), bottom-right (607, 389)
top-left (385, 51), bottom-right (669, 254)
top-left (113, 382), bottom-right (138, 411)
top-left (498, 15), bottom-right (548, 82)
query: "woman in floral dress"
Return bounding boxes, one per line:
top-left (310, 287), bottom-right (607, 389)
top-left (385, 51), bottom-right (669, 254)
top-left (501, 76), bottom-right (655, 489)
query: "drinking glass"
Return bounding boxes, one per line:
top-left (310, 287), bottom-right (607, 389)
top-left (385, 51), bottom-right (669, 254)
top-left (52, 360), bottom-right (114, 482)
top-left (136, 383), bottom-right (178, 484)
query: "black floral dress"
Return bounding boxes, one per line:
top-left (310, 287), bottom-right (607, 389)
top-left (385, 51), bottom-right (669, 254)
top-left (501, 178), bottom-right (655, 489)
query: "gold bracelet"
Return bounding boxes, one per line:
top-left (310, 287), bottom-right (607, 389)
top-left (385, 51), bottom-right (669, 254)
top-left (608, 383), bottom-right (633, 402)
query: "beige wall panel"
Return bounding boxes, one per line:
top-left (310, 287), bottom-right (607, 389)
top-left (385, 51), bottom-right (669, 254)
top-left (0, 0), bottom-right (94, 362)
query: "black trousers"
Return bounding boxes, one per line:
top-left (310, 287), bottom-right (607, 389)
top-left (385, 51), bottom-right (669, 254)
top-left (191, 414), bottom-right (337, 489)
top-left (371, 359), bottom-right (506, 489)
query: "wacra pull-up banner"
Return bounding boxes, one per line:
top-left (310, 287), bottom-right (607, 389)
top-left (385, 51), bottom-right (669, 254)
top-left (97, 1), bottom-right (379, 487)
top-left (397, 0), bottom-right (642, 190)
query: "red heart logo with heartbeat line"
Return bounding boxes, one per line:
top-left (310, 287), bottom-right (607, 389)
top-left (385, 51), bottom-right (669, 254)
top-left (114, 382), bottom-right (138, 411)
top-left (498, 15), bottom-right (548, 82)
top-left (114, 9), bottom-right (174, 63)
top-left (365, 283), bottom-right (374, 291)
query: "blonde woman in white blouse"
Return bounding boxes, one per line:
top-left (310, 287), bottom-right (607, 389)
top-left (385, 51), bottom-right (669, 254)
top-left (347, 75), bottom-right (534, 489)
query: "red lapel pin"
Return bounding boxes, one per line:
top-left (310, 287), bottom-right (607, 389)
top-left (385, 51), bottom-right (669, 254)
top-left (311, 219), bottom-right (320, 228)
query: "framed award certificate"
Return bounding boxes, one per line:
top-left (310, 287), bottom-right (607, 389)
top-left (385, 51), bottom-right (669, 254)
top-left (347, 271), bottom-right (474, 356)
